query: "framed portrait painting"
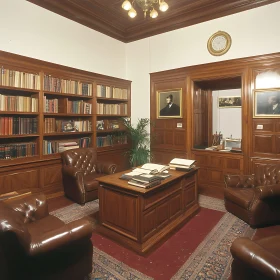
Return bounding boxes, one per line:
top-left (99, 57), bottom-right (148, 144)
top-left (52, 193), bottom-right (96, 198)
top-left (157, 88), bottom-right (182, 119)
top-left (254, 89), bottom-right (280, 118)
top-left (218, 96), bottom-right (242, 108)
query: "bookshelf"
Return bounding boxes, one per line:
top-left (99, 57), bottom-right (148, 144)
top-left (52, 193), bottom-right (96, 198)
top-left (0, 50), bottom-right (131, 196)
top-left (95, 82), bottom-right (130, 150)
top-left (42, 73), bottom-right (93, 156)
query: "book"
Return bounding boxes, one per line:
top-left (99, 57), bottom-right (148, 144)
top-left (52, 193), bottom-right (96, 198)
top-left (139, 163), bottom-right (169, 174)
top-left (132, 174), bottom-right (163, 183)
top-left (169, 167), bottom-right (193, 172)
top-left (128, 179), bottom-right (161, 189)
top-left (169, 158), bottom-right (196, 169)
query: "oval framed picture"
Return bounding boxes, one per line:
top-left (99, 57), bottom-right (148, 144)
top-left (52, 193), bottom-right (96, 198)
top-left (207, 31), bottom-right (232, 56)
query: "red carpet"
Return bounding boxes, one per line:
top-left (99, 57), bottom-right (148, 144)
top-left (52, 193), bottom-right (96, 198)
top-left (92, 208), bottom-right (224, 280)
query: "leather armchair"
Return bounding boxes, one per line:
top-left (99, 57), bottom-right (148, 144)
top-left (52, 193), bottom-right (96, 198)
top-left (224, 164), bottom-right (280, 227)
top-left (0, 193), bottom-right (94, 280)
top-left (61, 148), bottom-right (117, 205)
top-left (230, 236), bottom-right (280, 280)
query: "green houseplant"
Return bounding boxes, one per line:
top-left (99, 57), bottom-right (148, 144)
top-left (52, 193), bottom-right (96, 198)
top-left (121, 117), bottom-right (152, 167)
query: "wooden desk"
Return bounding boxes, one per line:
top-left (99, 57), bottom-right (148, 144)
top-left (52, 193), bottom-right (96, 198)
top-left (97, 168), bottom-right (199, 255)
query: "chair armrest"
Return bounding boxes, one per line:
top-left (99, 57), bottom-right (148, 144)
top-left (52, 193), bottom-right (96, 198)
top-left (224, 174), bottom-right (255, 188)
top-left (257, 184), bottom-right (280, 200)
top-left (96, 161), bottom-right (117, 174)
top-left (6, 193), bottom-right (49, 221)
top-left (62, 165), bottom-right (83, 178)
top-left (27, 218), bottom-right (93, 256)
top-left (231, 237), bottom-right (280, 279)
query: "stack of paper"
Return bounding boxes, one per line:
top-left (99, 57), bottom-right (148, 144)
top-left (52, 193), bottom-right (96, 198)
top-left (169, 158), bottom-right (196, 171)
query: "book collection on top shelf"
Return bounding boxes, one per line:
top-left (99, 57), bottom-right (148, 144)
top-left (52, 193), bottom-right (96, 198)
top-left (0, 59), bottom-right (131, 162)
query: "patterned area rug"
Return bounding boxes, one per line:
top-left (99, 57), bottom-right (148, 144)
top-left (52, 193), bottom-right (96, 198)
top-left (51, 195), bottom-right (255, 280)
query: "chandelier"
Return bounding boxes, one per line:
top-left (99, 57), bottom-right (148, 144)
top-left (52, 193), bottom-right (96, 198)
top-left (122, 0), bottom-right (169, 19)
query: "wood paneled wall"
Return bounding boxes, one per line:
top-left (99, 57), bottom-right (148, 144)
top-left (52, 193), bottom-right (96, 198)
top-left (150, 52), bottom-right (280, 194)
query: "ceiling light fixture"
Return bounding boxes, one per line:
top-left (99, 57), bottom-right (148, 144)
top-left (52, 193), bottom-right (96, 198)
top-left (122, 0), bottom-right (169, 19)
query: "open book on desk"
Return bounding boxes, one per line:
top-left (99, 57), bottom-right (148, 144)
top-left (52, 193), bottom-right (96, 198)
top-left (169, 158), bottom-right (196, 170)
top-left (120, 163), bottom-right (169, 180)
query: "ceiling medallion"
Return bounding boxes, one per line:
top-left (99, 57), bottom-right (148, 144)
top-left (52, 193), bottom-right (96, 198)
top-left (122, 0), bottom-right (169, 19)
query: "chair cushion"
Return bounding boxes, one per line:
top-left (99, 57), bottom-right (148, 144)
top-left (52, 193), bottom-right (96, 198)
top-left (225, 187), bottom-right (255, 209)
top-left (257, 235), bottom-right (280, 258)
top-left (83, 173), bottom-right (103, 192)
top-left (26, 215), bottom-right (65, 237)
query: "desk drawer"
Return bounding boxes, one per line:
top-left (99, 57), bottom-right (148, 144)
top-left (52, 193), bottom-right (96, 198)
top-left (143, 179), bottom-right (181, 210)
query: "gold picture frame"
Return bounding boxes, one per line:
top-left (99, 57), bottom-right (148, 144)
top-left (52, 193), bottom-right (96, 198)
top-left (157, 88), bottom-right (182, 119)
top-left (254, 88), bottom-right (280, 118)
top-left (218, 96), bottom-right (242, 108)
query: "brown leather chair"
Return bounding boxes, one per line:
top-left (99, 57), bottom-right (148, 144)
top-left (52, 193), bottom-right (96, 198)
top-left (224, 164), bottom-right (280, 228)
top-left (61, 148), bottom-right (117, 205)
top-left (230, 235), bottom-right (280, 280)
top-left (0, 193), bottom-right (93, 280)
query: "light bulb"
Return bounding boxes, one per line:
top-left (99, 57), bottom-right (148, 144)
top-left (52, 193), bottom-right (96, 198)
top-left (150, 8), bottom-right (158, 18)
top-left (128, 7), bottom-right (137, 18)
top-left (122, 0), bottom-right (132, 11)
top-left (159, 1), bottom-right (169, 12)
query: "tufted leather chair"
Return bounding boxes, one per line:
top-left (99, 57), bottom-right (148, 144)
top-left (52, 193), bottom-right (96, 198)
top-left (230, 235), bottom-right (280, 280)
top-left (0, 193), bottom-right (94, 280)
top-left (61, 148), bottom-right (117, 205)
top-left (224, 164), bottom-right (280, 227)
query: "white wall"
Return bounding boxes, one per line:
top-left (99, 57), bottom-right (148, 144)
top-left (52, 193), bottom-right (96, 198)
top-left (0, 0), bottom-right (126, 79)
top-left (1, 0), bottom-right (280, 124)
top-left (212, 89), bottom-right (242, 139)
top-left (126, 2), bottom-right (280, 122)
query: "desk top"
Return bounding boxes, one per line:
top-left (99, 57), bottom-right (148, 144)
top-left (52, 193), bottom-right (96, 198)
top-left (96, 167), bottom-right (198, 193)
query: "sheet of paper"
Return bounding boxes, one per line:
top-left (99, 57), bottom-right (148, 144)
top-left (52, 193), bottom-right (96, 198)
top-left (141, 163), bottom-right (168, 172)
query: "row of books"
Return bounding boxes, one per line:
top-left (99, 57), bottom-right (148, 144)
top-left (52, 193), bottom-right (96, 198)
top-left (67, 100), bottom-right (92, 114)
top-left (44, 119), bottom-right (92, 133)
top-left (43, 97), bottom-right (62, 113)
top-left (0, 117), bottom-right (37, 135)
top-left (97, 85), bottom-right (128, 99)
top-left (96, 103), bottom-right (127, 115)
top-left (96, 119), bottom-right (125, 130)
top-left (0, 67), bottom-right (40, 90)
top-left (0, 143), bottom-right (37, 159)
top-left (0, 94), bottom-right (38, 112)
top-left (43, 137), bottom-right (91, 154)
top-left (96, 134), bottom-right (127, 147)
top-left (44, 75), bottom-right (92, 96)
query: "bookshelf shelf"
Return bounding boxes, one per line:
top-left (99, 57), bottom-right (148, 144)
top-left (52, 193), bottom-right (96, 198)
top-left (44, 113), bottom-right (92, 117)
top-left (0, 111), bottom-right (39, 115)
top-left (0, 85), bottom-right (39, 93)
top-left (96, 129), bottom-right (126, 133)
top-left (97, 97), bottom-right (128, 102)
top-left (44, 132), bottom-right (93, 136)
top-left (44, 91), bottom-right (92, 99)
top-left (96, 114), bottom-right (128, 117)
top-left (0, 134), bottom-right (39, 138)
top-left (0, 155), bottom-right (41, 167)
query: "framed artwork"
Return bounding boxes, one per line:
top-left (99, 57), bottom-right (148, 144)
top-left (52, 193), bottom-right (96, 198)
top-left (254, 89), bottom-right (280, 118)
top-left (157, 88), bottom-right (182, 118)
top-left (218, 96), bottom-right (242, 108)
top-left (61, 120), bottom-right (75, 132)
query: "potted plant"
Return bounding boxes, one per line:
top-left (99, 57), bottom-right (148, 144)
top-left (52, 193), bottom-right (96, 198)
top-left (121, 117), bottom-right (152, 167)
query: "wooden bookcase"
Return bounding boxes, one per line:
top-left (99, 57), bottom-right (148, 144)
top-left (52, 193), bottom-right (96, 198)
top-left (0, 50), bottom-right (131, 197)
